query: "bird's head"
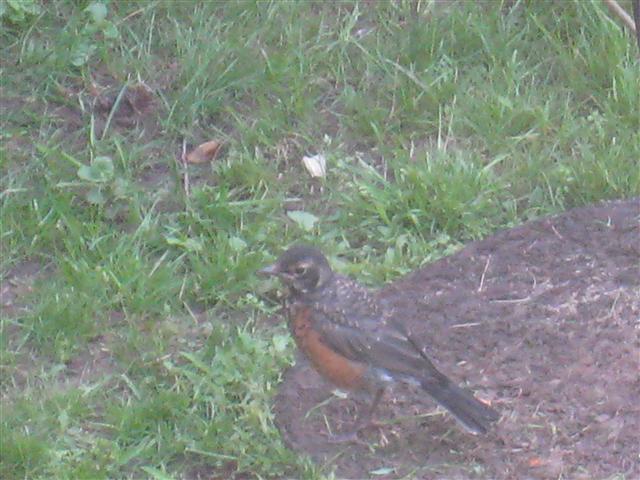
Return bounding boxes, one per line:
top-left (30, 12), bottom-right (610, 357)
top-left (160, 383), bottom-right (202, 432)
top-left (258, 245), bottom-right (333, 294)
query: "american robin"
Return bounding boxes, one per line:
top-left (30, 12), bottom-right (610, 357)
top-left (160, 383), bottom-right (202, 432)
top-left (259, 245), bottom-right (499, 441)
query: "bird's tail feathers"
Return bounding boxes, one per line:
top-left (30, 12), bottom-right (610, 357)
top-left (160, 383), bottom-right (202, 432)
top-left (421, 379), bottom-right (499, 434)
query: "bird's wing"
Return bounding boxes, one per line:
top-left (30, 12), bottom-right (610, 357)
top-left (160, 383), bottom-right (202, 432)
top-left (310, 277), bottom-right (443, 379)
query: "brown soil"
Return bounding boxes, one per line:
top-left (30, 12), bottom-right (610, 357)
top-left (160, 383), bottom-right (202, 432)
top-left (0, 260), bottom-right (42, 318)
top-left (274, 198), bottom-right (640, 479)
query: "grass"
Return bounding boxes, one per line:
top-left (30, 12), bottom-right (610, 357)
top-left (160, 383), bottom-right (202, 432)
top-left (1, 1), bottom-right (638, 478)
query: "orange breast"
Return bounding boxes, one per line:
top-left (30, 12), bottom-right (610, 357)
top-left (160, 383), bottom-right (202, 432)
top-left (288, 304), bottom-right (366, 390)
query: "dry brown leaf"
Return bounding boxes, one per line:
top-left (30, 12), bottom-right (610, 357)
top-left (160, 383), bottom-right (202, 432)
top-left (186, 140), bottom-right (223, 164)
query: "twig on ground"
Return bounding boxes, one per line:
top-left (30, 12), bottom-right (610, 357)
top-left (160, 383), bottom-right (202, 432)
top-left (478, 255), bottom-right (492, 293)
top-left (603, 0), bottom-right (637, 34)
top-left (633, 0), bottom-right (640, 49)
top-left (179, 138), bottom-right (190, 198)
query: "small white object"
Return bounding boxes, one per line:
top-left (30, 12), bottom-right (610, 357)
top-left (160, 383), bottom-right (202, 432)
top-left (302, 154), bottom-right (326, 178)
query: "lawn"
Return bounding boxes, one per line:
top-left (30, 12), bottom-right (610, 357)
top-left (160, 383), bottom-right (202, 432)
top-left (1, 1), bottom-right (638, 479)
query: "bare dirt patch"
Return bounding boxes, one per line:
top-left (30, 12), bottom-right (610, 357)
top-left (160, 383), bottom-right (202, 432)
top-left (0, 260), bottom-right (42, 318)
top-left (63, 331), bottom-right (119, 387)
top-left (87, 79), bottom-right (160, 139)
top-left (274, 198), bottom-right (640, 479)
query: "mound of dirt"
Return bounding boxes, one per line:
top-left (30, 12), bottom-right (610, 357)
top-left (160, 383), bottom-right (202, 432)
top-left (274, 198), bottom-right (640, 479)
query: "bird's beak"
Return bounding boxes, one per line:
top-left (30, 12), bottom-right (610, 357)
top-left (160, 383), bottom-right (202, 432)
top-left (257, 263), bottom-right (280, 277)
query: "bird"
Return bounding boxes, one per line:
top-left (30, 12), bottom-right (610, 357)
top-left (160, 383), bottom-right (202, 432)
top-left (259, 244), bottom-right (499, 442)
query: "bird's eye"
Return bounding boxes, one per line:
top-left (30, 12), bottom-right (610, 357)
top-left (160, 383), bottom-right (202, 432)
top-left (294, 266), bottom-right (307, 275)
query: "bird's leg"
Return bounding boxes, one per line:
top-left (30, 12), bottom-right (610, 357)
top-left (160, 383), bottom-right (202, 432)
top-left (325, 387), bottom-right (385, 444)
top-left (356, 386), bottom-right (385, 428)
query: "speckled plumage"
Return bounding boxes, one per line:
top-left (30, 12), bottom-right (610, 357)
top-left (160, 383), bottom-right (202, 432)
top-left (260, 245), bottom-right (499, 435)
